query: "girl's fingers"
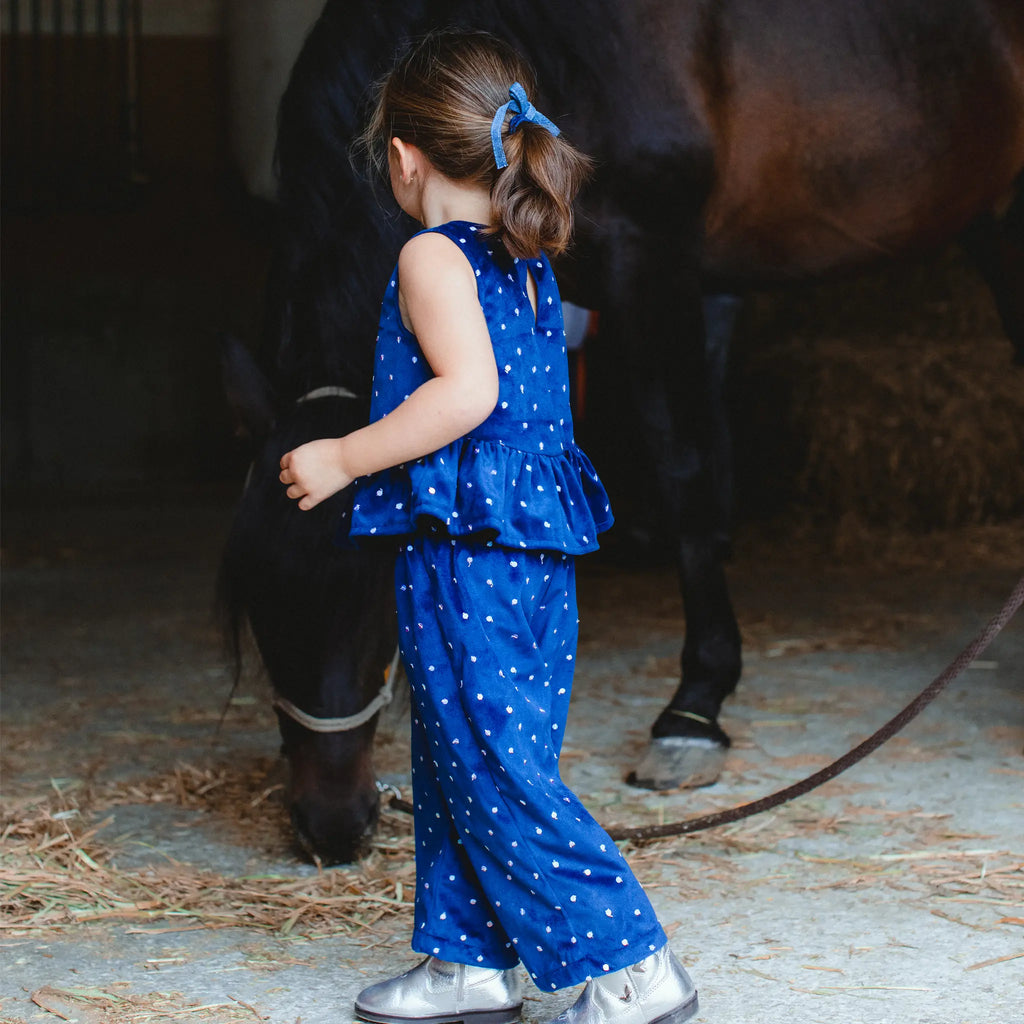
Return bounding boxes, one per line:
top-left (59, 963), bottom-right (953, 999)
top-left (280, 451), bottom-right (310, 503)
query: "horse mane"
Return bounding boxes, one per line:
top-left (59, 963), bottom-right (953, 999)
top-left (267, 2), bottom-right (419, 402)
top-left (217, 4), bottom-right (417, 697)
top-left (217, 395), bottom-right (396, 707)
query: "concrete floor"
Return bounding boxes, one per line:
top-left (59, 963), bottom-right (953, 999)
top-left (2, 492), bottom-right (1022, 1024)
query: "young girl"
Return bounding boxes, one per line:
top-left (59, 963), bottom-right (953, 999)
top-left (279, 28), bottom-right (699, 1024)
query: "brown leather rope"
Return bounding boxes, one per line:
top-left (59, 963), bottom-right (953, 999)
top-left (387, 575), bottom-right (1023, 843)
top-left (605, 573), bottom-right (1024, 842)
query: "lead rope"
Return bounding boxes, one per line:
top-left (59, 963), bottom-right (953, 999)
top-left (605, 573), bottom-right (1024, 841)
top-left (387, 575), bottom-right (1024, 842)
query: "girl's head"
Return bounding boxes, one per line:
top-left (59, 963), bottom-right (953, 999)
top-left (360, 29), bottom-right (591, 258)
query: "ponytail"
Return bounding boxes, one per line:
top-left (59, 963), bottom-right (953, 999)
top-left (360, 29), bottom-right (592, 259)
top-left (489, 112), bottom-right (592, 259)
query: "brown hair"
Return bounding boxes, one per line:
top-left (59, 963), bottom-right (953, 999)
top-left (358, 29), bottom-right (591, 258)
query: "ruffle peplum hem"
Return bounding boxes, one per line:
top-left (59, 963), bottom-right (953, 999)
top-left (348, 436), bottom-right (613, 554)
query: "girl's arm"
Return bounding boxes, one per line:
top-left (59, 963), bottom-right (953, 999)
top-left (279, 232), bottom-right (499, 511)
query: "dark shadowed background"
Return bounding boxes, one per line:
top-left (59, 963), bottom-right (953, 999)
top-left (2, 2), bottom-right (1021, 534)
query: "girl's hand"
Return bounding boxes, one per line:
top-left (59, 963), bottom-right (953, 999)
top-left (277, 233), bottom-right (498, 510)
top-left (279, 438), bottom-right (353, 511)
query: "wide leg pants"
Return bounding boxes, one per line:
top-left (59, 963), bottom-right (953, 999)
top-left (395, 536), bottom-right (667, 993)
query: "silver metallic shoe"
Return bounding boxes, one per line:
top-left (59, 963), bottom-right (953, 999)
top-left (355, 956), bottom-right (523, 1024)
top-left (545, 946), bottom-right (698, 1024)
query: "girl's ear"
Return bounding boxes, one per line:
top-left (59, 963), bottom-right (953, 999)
top-left (391, 137), bottom-right (425, 185)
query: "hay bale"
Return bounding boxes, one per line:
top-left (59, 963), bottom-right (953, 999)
top-left (733, 252), bottom-right (1024, 531)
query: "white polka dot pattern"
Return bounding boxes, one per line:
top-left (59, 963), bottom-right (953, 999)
top-left (397, 538), bottom-right (667, 992)
top-left (348, 221), bottom-right (612, 554)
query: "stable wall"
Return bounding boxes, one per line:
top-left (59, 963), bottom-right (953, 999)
top-left (1, 1), bottom-right (265, 488)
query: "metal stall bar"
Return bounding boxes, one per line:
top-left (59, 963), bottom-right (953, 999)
top-left (1, 0), bottom-right (144, 211)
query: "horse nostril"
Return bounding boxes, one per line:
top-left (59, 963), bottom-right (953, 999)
top-left (289, 790), bottom-right (380, 866)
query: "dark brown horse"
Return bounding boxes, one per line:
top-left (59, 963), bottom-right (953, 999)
top-left (222, 0), bottom-right (1024, 861)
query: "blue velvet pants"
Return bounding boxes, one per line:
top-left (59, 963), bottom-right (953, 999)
top-left (395, 536), bottom-right (667, 993)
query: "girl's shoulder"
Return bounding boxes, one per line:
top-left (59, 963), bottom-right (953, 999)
top-left (397, 227), bottom-right (476, 289)
top-left (400, 219), bottom-right (489, 263)
top-left (406, 221), bottom-right (507, 262)
top-left (395, 226), bottom-right (490, 334)
top-left (398, 221), bottom-right (512, 295)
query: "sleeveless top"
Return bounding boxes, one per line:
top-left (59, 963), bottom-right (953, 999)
top-left (345, 221), bottom-right (612, 555)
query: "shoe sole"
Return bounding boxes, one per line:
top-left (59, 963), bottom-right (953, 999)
top-left (354, 1004), bottom-right (524, 1024)
top-left (648, 992), bottom-right (699, 1024)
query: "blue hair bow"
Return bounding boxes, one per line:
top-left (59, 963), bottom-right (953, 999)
top-left (490, 82), bottom-right (561, 170)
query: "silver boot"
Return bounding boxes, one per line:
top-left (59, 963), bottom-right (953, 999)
top-left (545, 946), bottom-right (698, 1024)
top-left (355, 956), bottom-right (523, 1024)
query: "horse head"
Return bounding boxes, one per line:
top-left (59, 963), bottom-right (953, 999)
top-left (217, 0), bottom-right (418, 862)
top-left (220, 336), bottom-right (397, 863)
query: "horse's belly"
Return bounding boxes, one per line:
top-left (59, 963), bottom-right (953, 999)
top-left (700, 133), bottom-right (1024, 286)
top-left (700, 194), bottom-right (969, 285)
top-left (696, 0), bottom-right (1024, 286)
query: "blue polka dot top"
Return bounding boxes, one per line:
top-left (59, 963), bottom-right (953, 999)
top-left (346, 221), bottom-right (613, 554)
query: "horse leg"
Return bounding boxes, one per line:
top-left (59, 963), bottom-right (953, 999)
top-left (628, 292), bottom-right (743, 789)
top-left (959, 188), bottom-right (1024, 365)
top-left (606, 254), bottom-right (743, 788)
top-left (701, 293), bottom-right (742, 536)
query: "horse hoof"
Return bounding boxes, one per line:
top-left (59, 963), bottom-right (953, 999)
top-left (627, 737), bottom-right (727, 791)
